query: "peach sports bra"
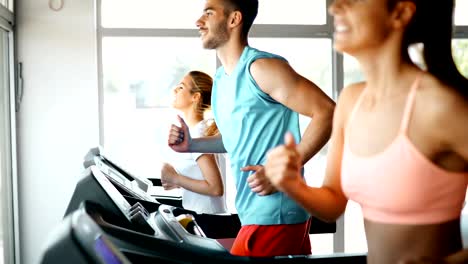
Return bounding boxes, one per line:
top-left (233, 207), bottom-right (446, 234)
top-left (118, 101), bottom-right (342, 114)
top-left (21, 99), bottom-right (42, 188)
top-left (341, 77), bottom-right (468, 224)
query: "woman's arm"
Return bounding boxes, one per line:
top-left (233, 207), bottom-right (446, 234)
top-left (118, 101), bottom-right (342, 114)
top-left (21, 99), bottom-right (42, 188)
top-left (160, 154), bottom-right (224, 196)
top-left (265, 115), bottom-right (347, 222)
top-left (265, 83), bottom-right (365, 222)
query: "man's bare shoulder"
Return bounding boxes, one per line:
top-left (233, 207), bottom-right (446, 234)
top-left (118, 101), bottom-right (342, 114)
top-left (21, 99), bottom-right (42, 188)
top-left (249, 57), bottom-right (290, 73)
top-left (249, 57), bottom-right (296, 95)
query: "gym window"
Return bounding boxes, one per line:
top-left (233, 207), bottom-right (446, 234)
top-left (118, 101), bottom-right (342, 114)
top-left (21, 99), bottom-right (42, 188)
top-left (97, 0), bottom-right (468, 255)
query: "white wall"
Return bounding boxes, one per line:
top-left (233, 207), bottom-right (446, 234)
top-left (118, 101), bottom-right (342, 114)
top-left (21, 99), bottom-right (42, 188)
top-left (16, 1), bottom-right (98, 263)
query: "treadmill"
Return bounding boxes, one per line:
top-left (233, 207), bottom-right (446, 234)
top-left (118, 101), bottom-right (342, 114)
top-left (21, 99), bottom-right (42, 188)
top-left (66, 148), bottom-right (336, 238)
top-left (65, 148), bottom-right (243, 239)
top-left (40, 167), bottom-right (366, 263)
top-left (81, 146), bottom-right (183, 207)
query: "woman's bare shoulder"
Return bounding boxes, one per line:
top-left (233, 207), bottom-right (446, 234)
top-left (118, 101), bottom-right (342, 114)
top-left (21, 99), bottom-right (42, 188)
top-left (419, 74), bottom-right (468, 119)
top-left (336, 82), bottom-right (366, 114)
top-left (419, 73), bottom-right (468, 144)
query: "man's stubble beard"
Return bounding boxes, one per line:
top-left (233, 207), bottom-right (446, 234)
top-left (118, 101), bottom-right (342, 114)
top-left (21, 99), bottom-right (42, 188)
top-left (202, 20), bottom-right (229, 50)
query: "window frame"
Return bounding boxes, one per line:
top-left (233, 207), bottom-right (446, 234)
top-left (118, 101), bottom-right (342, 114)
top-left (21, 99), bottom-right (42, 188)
top-left (0, 0), bottom-right (13, 13)
top-left (454, 26), bottom-right (468, 37)
top-left (0, 3), bottom-right (19, 264)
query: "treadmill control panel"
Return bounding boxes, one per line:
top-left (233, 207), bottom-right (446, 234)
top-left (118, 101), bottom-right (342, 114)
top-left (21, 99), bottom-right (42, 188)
top-left (153, 205), bottom-right (228, 253)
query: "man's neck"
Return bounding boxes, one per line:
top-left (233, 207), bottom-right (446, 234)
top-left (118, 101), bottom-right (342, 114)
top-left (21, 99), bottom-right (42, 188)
top-left (217, 40), bottom-right (248, 75)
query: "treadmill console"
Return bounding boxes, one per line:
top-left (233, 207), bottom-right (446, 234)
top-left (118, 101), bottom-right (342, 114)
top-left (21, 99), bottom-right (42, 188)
top-left (94, 156), bottom-right (156, 203)
top-left (152, 204), bottom-right (228, 253)
top-left (91, 166), bottom-right (157, 235)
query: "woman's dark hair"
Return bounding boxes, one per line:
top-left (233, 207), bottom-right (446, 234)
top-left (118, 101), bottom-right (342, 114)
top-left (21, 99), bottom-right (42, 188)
top-left (391, 0), bottom-right (467, 96)
top-left (188, 71), bottom-right (219, 136)
top-left (223, 0), bottom-right (258, 39)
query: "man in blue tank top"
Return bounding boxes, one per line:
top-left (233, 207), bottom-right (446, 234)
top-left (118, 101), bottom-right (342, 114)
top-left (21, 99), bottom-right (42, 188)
top-left (168, 0), bottom-right (335, 257)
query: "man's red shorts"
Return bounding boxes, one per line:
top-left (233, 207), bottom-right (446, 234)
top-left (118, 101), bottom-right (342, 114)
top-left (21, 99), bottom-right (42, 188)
top-left (230, 219), bottom-right (312, 257)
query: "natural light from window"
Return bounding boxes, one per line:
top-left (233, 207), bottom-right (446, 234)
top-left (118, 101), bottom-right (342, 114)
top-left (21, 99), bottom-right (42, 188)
top-left (101, 37), bottom-right (216, 178)
top-left (455, 0), bottom-right (468, 25)
top-left (99, 0), bottom-right (468, 257)
top-left (101, 0), bottom-right (326, 28)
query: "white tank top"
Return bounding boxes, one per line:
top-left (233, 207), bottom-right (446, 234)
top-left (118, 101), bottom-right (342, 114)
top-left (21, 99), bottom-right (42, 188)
top-left (169, 119), bottom-right (228, 214)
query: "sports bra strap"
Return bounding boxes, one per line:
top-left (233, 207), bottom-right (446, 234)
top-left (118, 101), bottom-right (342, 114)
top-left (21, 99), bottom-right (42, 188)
top-left (400, 75), bottom-right (421, 133)
top-left (347, 87), bottom-right (367, 130)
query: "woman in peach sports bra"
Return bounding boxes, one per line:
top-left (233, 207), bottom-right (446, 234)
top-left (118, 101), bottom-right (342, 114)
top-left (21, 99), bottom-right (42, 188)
top-left (265, 0), bottom-right (468, 263)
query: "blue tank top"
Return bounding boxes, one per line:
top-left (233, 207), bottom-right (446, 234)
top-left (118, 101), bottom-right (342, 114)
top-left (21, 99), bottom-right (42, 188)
top-left (212, 46), bottom-right (310, 225)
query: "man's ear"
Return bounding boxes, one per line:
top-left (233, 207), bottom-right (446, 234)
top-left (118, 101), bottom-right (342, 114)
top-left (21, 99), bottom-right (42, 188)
top-left (391, 1), bottom-right (416, 30)
top-left (228, 10), bottom-right (242, 29)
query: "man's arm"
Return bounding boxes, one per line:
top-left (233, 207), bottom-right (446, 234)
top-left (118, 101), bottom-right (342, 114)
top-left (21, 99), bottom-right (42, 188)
top-left (191, 135), bottom-right (227, 153)
top-left (168, 115), bottom-right (227, 153)
top-left (250, 58), bottom-right (335, 164)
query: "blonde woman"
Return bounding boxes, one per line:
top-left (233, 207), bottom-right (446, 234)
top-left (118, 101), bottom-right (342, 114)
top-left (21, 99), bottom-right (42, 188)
top-left (161, 71), bottom-right (227, 214)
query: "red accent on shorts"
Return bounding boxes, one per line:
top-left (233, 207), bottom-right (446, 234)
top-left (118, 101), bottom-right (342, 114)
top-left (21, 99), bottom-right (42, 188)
top-left (230, 219), bottom-right (312, 257)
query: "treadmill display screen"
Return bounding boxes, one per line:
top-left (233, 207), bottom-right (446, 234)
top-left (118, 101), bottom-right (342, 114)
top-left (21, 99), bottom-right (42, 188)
top-left (94, 236), bottom-right (122, 264)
